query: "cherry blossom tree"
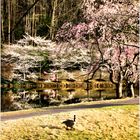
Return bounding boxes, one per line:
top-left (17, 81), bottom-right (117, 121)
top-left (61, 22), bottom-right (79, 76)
top-left (54, 0), bottom-right (139, 98)
top-left (104, 46), bottom-right (138, 98)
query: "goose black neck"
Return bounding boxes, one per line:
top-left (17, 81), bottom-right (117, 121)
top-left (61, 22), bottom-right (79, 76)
top-left (74, 115), bottom-right (76, 121)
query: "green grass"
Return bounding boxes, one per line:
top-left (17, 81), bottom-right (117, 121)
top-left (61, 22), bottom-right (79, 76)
top-left (1, 105), bottom-right (139, 140)
top-left (98, 104), bottom-right (139, 110)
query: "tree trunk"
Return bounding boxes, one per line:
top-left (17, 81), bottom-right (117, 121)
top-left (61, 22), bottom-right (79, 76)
top-left (32, 0), bottom-right (35, 37)
top-left (1, 16), bottom-right (4, 43)
top-left (50, 0), bottom-right (58, 40)
top-left (8, 0), bottom-right (11, 44)
top-left (2, 0), bottom-right (7, 43)
top-left (127, 83), bottom-right (135, 97)
top-left (115, 82), bottom-right (123, 98)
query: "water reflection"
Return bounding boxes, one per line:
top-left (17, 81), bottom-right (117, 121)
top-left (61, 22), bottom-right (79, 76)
top-left (2, 78), bottom-right (139, 112)
top-left (1, 85), bottom-right (117, 111)
top-left (1, 90), bottom-right (14, 111)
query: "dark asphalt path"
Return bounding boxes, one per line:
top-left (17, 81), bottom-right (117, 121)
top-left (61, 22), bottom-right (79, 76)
top-left (1, 97), bottom-right (139, 121)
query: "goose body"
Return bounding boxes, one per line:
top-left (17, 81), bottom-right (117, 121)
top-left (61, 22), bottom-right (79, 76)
top-left (62, 115), bottom-right (76, 129)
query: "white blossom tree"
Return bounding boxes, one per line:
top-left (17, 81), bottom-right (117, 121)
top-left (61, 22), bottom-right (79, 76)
top-left (2, 42), bottom-right (50, 80)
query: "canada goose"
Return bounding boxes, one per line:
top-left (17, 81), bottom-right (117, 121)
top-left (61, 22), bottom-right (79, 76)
top-left (62, 115), bottom-right (76, 129)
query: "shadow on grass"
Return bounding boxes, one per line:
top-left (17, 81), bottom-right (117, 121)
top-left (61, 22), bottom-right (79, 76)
top-left (65, 127), bottom-right (76, 131)
top-left (39, 124), bottom-right (76, 131)
top-left (39, 124), bottom-right (62, 129)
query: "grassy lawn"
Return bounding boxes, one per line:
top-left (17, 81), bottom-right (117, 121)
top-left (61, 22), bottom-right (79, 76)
top-left (1, 105), bottom-right (139, 140)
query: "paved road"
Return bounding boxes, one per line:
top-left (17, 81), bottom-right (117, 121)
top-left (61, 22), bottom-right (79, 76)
top-left (1, 97), bottom-right (139, 121)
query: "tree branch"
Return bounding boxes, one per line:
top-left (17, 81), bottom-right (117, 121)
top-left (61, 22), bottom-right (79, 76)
top-left (9, 0), bottom-right (40, 35)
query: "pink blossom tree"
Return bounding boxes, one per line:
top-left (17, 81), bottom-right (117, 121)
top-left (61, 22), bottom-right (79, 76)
top-left (104, 46), bottom-right (138, 98)
top-left (54, 0), bottom-right (138, 98)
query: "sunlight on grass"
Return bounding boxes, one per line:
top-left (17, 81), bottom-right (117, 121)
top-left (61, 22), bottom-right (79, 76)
top-left (1, 105), bottom-right (139, 140)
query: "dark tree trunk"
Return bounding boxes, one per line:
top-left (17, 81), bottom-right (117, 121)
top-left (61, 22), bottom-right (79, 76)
top-left (127, 83), bottom-right (135, 97)
top-left (115, 82), bottom-right (123, 98)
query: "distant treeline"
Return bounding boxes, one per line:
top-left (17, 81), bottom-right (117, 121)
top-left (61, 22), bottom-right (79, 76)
top-left (1, 0), bottom-right (82, 43)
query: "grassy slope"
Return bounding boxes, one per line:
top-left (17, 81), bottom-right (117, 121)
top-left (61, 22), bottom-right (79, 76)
top-left (1, 105), bottom-right (139, 140)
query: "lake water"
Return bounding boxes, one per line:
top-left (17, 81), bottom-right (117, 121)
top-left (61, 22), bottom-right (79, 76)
top-left (1, 81), bottom-right (138, 111)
